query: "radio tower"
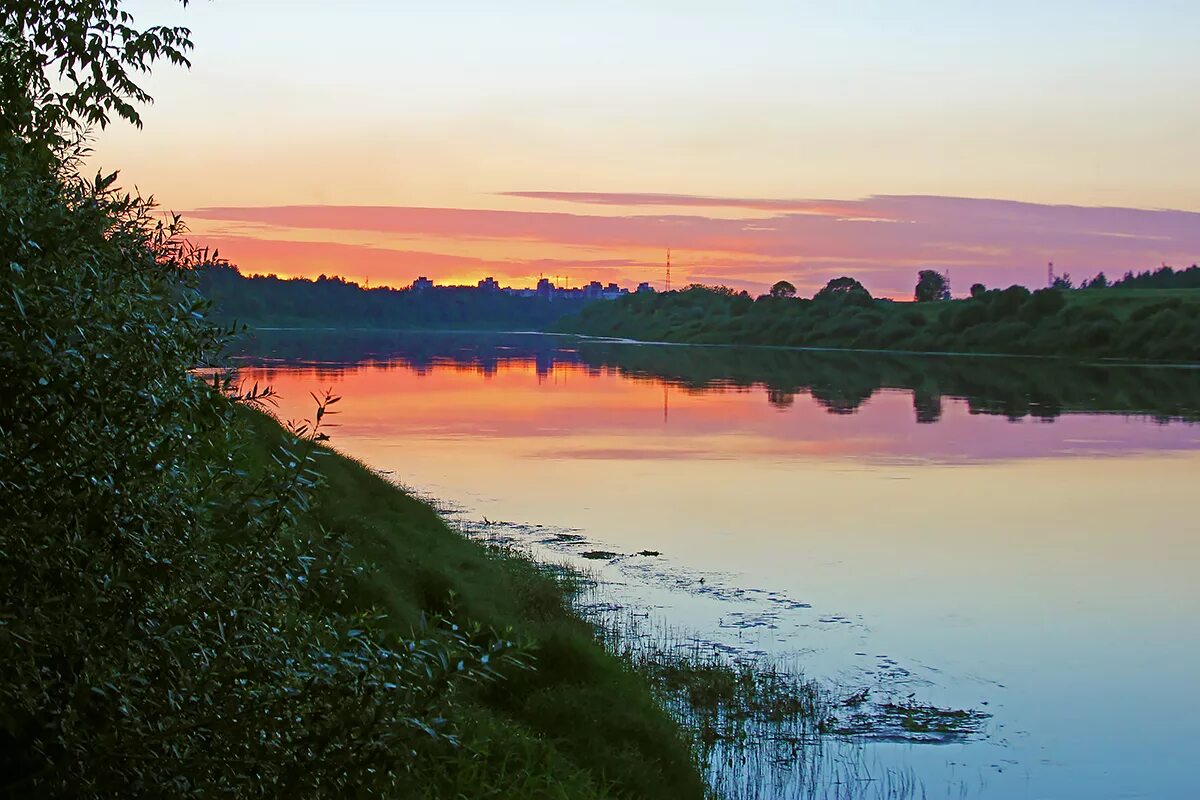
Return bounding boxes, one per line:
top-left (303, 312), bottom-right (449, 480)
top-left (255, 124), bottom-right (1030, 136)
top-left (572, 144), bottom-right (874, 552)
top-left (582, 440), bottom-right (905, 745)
top-left (1047, 262), bottom-right (1055, 288)
top-left (665, 248), bottom-right (672, 292)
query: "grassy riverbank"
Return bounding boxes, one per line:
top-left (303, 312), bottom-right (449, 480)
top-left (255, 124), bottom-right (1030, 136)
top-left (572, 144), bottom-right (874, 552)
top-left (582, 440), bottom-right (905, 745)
top-left (559, 285), bottom-right (1200, 363)
top-left (239, 409), bottom-right (704, 799)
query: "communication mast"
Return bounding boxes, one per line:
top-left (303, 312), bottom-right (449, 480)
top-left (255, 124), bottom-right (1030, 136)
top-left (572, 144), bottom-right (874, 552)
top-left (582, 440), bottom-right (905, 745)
top-left (666, 248), bottom-right (672, 292)
top-left (1047, 262), bottom-right (1055, 288)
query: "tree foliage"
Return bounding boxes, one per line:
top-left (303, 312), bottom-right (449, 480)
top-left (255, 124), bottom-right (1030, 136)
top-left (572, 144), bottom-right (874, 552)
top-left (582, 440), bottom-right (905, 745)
top-left (769, 280), bottom-right (796, 298)
top-left (914, 270), bottom-right (950, 302)
top-left (1, 0), bottom-right (194, 142)
top-left (562, 274), bottom-right (1200, 362)
top-left (1106, 264), bottom-right (1200, 291)
top-left (814, 276), bottom-right (872, 306)
top-left (198, 263), bottom-right (592, 330)
top-left (0, 3), bottom-right (532, 797)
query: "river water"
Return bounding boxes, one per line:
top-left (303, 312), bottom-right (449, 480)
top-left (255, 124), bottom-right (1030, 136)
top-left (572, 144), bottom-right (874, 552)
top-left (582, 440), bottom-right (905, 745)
top-left (234, 330), bottom-right (1200, 800)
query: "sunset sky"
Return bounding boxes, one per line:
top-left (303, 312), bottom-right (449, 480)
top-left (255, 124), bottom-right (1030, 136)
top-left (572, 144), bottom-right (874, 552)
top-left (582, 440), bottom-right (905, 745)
top-left (93, 1), bottom-right (1200, 297)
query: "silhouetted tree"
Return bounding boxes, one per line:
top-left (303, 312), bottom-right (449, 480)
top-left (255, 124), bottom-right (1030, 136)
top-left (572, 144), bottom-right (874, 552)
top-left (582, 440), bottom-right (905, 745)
top-left (1051, 272), bottom-right (1074, 290)
top-left (915, 270), bottom-right (950, 302)
top-left (814, 276), bottom-right (872, 306)
top-left (769, 280), bottom-right (797, 298)
top-left (1, 0), bottom-right (194, 143)
top-left (969, 283), bottom-right (987, 298)
top-left (1109, 265), bottom-right (1200, 290)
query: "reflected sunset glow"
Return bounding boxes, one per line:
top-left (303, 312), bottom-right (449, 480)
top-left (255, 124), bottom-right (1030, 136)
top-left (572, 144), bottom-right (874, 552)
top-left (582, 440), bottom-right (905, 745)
top-left (228, 332), bottom-right (1200, 799)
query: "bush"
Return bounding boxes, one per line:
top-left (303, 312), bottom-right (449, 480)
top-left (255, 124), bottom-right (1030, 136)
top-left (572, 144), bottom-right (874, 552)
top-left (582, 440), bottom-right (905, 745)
top-left (5, 132), bottom-right (541, 798)
top-left (1021, 288), bottom-right (1067, 321)
top-left (1, 6), bottom-right (528, 797)
top-left (1130, 299), bottom-right (1183, 323)
top-left (950, 302), bottom-right (990, 331)
top-left (991, 285), bottom-right (1032, 318)
top-left (814, 276), bottom-right (873, 307)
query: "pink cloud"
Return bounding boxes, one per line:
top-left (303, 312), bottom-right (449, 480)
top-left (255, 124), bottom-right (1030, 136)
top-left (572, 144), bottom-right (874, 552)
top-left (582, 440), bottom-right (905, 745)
top-left (192, 234), bottom-right (659, 288)
top-left (498, 191), bottom-right (874, 216)
top-left (186, 195), bottom-right (1200, 297)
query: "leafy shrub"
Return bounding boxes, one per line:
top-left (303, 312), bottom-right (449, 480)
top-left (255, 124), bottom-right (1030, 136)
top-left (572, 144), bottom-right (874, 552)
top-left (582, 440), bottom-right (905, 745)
top-left (1, 132), bottom-right (536, 800)
top-left (1021, 288), bottom-right (1067, 321)
top-left (814, 276), bottom-right (873, 307)
top-left (1130, 299), bottom-right (1183, 323)
top-left (950, 302), bottom-right (990, 331)
top-left (1, 5), bottom-right (529, 797)
top-left (990, 285), bottom-right (1032, 318)
top-left (984, 320), bottom-right (1034, 351)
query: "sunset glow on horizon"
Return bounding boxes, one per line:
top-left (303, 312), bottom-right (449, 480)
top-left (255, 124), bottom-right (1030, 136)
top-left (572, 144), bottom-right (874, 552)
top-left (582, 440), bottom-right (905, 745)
top-left (94, 1), bottom-right (1200, 296)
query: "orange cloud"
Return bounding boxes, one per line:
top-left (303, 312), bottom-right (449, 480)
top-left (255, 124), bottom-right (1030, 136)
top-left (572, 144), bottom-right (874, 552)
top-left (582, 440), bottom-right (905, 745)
top-left (186, 194), bottom-right (1200, 297)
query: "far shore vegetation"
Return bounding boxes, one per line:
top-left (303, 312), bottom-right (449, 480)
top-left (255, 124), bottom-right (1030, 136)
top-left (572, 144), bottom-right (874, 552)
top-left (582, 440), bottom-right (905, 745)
top-left (198, 263), bottom-right (590, 331)
top-left (560, 269), bottom-right (1200, 363)
top-left (199, 261), bottom-right (1200, 364)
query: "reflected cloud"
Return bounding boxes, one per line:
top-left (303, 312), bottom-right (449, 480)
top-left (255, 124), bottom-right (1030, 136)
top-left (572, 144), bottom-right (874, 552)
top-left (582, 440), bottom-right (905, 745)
top-left (231, 332), bottom-right (1200, 466)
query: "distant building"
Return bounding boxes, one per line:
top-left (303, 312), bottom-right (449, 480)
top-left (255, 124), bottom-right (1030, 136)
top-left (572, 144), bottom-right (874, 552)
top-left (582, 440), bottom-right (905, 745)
top-left (601, 282), bottom-right (627, 300)
top-left (410, 274), bottom-right (635, 300)
top-left (636, 281), bottom-right (655, 293)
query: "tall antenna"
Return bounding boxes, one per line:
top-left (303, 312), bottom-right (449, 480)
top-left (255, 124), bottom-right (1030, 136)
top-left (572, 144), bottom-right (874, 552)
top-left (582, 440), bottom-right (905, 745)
top-left (666, 248), bottom-right (672, 292)
top-left (1047, 262), bottom-right (1055, 288)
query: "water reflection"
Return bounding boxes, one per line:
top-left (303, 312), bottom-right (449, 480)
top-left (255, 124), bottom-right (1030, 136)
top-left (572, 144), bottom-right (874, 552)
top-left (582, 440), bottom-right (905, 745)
top-left (230, 330), bottom-right (1200, 800)
top-left (234, 329), bottom-right (1200, 425)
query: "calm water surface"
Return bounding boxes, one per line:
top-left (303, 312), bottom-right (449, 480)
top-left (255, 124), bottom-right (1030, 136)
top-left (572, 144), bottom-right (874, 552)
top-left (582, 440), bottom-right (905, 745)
top-left (236, 331), bottom-right (1200, 800)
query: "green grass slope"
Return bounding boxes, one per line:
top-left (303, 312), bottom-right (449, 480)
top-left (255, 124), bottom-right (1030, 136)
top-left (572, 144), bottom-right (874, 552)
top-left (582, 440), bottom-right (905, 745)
top-left (241, 410), bottom-right (704, 800)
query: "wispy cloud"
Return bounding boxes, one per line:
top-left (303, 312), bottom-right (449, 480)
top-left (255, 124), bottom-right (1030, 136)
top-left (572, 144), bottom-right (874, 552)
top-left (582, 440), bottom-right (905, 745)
top-left (186, 194), bottom-right (1200, 296)
top-left (498, 191), bottom-right (875, 217)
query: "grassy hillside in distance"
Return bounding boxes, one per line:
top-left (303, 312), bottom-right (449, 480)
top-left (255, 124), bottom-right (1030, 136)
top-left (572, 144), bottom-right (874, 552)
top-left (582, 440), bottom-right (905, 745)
top-left (238, 409), bottom-right (704, 800)
top-left (558, 285), bottom-right (1200, 363)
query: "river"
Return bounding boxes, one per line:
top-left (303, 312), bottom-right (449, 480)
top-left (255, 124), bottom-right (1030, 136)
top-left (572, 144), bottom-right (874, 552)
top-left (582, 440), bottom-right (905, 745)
top-left (233, 330), bottom-right (1200, 800)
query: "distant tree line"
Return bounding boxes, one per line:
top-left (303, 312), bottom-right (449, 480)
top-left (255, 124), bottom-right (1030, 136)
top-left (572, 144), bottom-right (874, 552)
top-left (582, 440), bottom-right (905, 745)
top-left (198, 263), bottom-right (594, 330)
top-left (1078, 264), bottom-right (1200, 291)
top-left (560, 272), bottom-right (1200, 363)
